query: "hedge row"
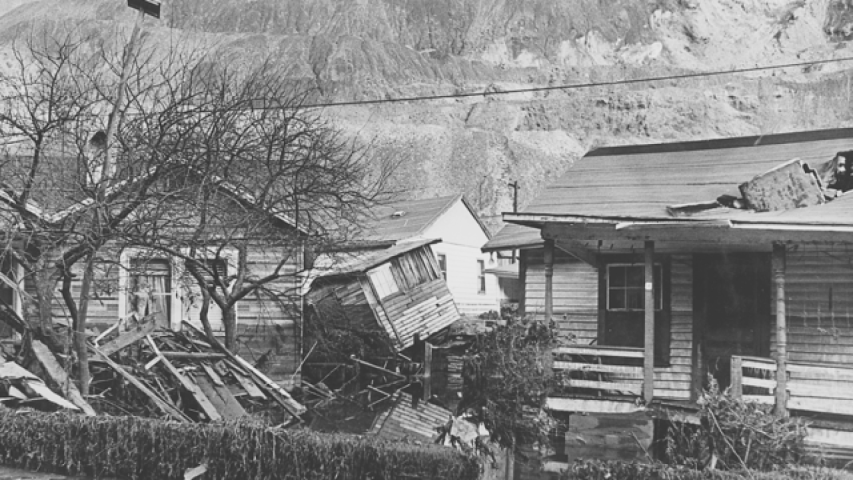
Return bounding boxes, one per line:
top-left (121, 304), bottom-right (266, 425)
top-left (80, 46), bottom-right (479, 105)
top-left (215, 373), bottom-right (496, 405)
top-left (0, 408), bottom-right (480, 480)
top-left (562, 460), bottom-right (853, 480)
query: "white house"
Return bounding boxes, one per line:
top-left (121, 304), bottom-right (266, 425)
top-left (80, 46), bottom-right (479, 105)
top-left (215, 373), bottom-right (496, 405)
top-left (361, 195), bottom-right (500, 316)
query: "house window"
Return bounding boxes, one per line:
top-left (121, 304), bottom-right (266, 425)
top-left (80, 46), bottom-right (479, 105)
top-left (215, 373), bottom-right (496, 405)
top-left (606, 264), bottom-right (662, 311)
top-left (128, 258), bottom-right (172, 323)
top-left (368, 262), bottom-right (400, 299)
top-left (0, 256), bottom-right (22, 338)
top-left (437, 254), bottom-right (447, 281)
top-left (477, 260), bottom-right (486, 294)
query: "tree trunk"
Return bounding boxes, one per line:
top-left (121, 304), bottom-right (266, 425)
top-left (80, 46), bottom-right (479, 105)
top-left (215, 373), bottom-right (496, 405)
top-left (74, 255), bottom-right (96, 396)
top-left (223, 307), bottom-right (237, 351)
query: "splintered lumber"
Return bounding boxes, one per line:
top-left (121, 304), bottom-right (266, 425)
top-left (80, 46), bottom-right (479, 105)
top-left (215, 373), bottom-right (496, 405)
top-left (161, 352), bottom-right (226, 361)
top-left (100, 316), bottom-right (157, 356)
top-left (182, 321), bottom-right (305, 416)
top-left (739, 158), bottom-right (825, 212)
top-left (201, 364), bottom-right (225, 387)
top-left (194, 373), bottom-right (247, 418)
top-left (226, 363), bottom-right (266, 399)
top-left (0, 361), bottom-right (79, 410)
top-left (90, 345), bottom-right (190, 422)
top-left (31, 340), bottom-right (96, 416)
top-left (144, 336), bottom-right (221, 421)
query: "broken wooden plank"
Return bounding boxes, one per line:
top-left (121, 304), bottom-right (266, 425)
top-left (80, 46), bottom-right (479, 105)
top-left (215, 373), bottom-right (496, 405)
top-left (182, 321), bottom-right (305, 416)
top-left (162, 352), bottom-right (227, 361)
top-left (31, 339), bottom-right (96, 416)
top-left (144, 336), bottom-right (221, 422)
top-left (226, 363), bottom-right (266, 399)
top-left (194, 373), bottom-right (246, 419)
top-left (90, 345), bottom-right (189, 422)
top-left (100, 316), bottom-right (157, 356)
top-left (201, 363), bottom-right (225, 387)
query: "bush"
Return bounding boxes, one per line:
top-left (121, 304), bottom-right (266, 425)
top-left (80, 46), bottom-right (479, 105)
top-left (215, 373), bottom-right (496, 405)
top-left (562, 460), bottom-right (852, 480)
top-left (0, 408), bottom-right (480, 480)
top-left (665, 381), bottom-right (808, 471)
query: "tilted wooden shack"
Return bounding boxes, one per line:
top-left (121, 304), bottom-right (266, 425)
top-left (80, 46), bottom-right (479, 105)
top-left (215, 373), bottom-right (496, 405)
top-left (306, 239), bottom-right (461, 351)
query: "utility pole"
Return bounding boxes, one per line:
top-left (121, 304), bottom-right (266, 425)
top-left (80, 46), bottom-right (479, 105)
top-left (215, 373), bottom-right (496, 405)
top-left (508, 181), bottom-right (520, 262)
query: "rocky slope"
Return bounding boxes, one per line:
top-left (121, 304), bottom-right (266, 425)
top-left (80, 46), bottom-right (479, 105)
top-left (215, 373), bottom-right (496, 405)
top-left (4, 0), bottom-right (853, 229)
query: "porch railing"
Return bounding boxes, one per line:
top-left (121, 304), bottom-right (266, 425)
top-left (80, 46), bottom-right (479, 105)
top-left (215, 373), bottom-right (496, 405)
top-left (731, 355), bottom-right (853, 416)
top-left (552, 345), bottom-right (644, 398)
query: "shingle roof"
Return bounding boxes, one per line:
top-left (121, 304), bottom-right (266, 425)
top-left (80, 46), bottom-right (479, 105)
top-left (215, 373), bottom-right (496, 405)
top-left (485, 128), bottom-right (853, 250)
top-left (361, 194), bottom-right (489, 242)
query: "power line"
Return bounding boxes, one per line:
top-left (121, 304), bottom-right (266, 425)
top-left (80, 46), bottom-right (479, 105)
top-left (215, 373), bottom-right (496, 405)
top-left (295, 55), bottom-right (853, 109)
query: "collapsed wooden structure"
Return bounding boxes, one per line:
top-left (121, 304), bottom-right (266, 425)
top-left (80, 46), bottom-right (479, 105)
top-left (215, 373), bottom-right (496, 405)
top-left (484, 127), bottom-right (853, 464)
top-left (87, 316), bottom-right (304, 422)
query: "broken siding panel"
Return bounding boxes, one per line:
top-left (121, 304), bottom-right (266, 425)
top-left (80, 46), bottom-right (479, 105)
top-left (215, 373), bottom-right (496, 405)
top-left (372, 393), bottom-right (451, 442)
top-left (379, 277), bottom-right (460, 348)
top-left (771, 247), bottom-right (853, 366)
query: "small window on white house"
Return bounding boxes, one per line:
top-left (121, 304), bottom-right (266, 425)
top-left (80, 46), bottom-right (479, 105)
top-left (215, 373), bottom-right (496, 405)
top-left (368, 262), bottom-right (400, 299)
top-left (437, 254), bottom-right (447, 281)
top-left (477, 260), bottom-right (486, 294)
top-left (129, 258), bottom-right (172, 323)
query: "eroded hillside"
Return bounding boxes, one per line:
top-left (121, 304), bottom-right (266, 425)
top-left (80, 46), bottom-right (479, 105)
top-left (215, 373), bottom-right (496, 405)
top-left (3, 0), bottom-right (853, 229)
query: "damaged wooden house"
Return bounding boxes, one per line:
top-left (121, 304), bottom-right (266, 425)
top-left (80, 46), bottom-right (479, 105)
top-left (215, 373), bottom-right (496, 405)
top-left (306, 238), bottom-right (461, 352)
top-left (483, 127), bottom-right (853, 466)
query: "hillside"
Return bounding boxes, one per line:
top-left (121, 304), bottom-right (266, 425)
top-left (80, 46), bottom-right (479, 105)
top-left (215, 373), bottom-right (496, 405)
top-left (3, 0), bottom-right (853, 229)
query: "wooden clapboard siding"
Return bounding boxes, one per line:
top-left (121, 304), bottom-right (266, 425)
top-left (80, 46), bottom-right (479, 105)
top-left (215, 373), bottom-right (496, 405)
top-left (378, 277), bottom-right (460, 348)
top-left (524, 249), bottom-right (694, 401)
top-left (525, 249), bottom-right (598, 344)
top-left (659, 255), bottom-right (692, 400)
top-left (770, 247), bottom-right (853, 366)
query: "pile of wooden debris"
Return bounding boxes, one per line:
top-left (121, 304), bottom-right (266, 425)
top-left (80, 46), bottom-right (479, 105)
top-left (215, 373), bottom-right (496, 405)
top-left (86, 318), bottom-right (305, 423)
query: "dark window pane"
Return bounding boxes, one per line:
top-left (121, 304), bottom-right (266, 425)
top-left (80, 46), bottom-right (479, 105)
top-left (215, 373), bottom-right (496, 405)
top-left (610, 266), bottom-right (626, 287)
top-left (626, 266), bottom-right (643, 287)
top-left (609, 289), bottom-right (625, 309)
top-left (626, 288), bottom-right (644, 310)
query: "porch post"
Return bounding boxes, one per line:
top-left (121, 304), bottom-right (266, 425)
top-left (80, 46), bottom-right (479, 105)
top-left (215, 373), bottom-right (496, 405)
top-left (644, 240), bottom-right (655, 403)
top-left (544, 239), bottom-right (554, 322)
top-left (773, 242), bottom-right (788, 416)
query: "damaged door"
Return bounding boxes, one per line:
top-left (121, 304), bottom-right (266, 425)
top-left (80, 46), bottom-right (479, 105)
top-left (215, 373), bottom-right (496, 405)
top-left (694, 253), bottom-right (770, 392)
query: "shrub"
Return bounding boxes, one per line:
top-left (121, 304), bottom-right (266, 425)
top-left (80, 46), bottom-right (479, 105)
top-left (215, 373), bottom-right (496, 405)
top-left (562, 460), bottom-right (852, 480)
top-left (0, 408), bottom-right (480, 480)
top-left (665, 381), bottom-right (808, 471)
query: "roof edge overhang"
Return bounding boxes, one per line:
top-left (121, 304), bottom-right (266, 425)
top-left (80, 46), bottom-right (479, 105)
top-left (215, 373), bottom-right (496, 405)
top-left (504, 213), bottom-right (853, 245)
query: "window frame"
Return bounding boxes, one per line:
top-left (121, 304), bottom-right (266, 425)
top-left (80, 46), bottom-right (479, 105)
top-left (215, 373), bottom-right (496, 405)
top-left (477, 259), bottom-right (486, 294)
top-left (367, 262), bottom-right (401, 300)
top-left (118, 249), bottom-right (182, 331)
top-left (605, 263), bottom-right (663, 312)
top-left (436, 253), bottom-right (447, 281)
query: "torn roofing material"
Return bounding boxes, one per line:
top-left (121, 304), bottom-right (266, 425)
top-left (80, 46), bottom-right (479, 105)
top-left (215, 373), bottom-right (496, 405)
top-left (484, 127), bottom-right (853, 250)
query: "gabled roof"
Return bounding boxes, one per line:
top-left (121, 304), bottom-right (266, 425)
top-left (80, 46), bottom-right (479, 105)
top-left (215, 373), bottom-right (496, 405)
top-left (361, 194), bottom-right (490, 243)
top-left (486, 128), bottom-right (853, 249)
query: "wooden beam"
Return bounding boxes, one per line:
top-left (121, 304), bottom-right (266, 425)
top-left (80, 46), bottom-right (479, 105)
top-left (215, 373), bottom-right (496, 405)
top-left (91, 345), bottom-right (190, 422)
top-left (31, 340), bottom-right (96, 416)
top-left (144, 336), bottom-right (221, 421)
top-left (423, 342), bottom-right (432, 401)
top-left (518, 250), bottom-right (527, 317)
top-left (554, 239), bottom-right (597, 267)
top-left (773, 243), bottom-right (788, 416)
top-left (542, 223), bottom-right (853, 246)
top-left (643, 240), bottom-right (655, 404)
top-left (544, 238), bottom-right (554, 322)
top-left (160, 352), bottom-right (227, 360)
top-left (730, 356), bottom-right (743, 399)
top-left (99, 316), bottom-right (156, 356)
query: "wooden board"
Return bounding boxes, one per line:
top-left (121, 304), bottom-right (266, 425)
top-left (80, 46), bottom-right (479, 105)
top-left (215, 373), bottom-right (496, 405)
top-left (227, 364), bottom-right (266, 399)
top-left (553, 361), bottom-right (643, 376)
top-left (144, 336), bottom-right (220, 421)
top-left (553, 346), bottom-right (644, 358)
top-left (100, 319), bottom-right (156, 356)
top-left (194, 373), bottom-right (246, 419)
